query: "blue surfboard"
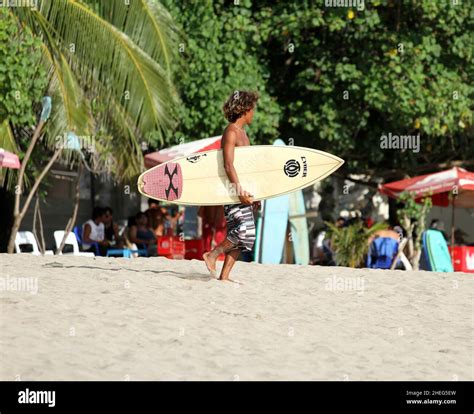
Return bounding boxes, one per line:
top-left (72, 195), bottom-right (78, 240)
top-left (289, 190), bottom-right (310, 265)
top-left (421, 229), bottom-right (453, 272)
top-left (254, 139), bottom-right (290, 264)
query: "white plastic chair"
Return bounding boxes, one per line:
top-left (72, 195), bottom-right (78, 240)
top-left (14, 231), bottom-right (54, 255)
top-left (53, 231), bottom-right (95, 257)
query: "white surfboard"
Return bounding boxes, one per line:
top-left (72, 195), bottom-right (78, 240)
top-left (137, 145), bottom-right (344, 206)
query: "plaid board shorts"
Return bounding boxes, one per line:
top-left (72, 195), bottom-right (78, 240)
top-left (223, 203), bottom-right (256, 252)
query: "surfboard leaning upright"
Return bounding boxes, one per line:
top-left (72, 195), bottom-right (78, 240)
top-left (137, 145), bottom-right (344, 206)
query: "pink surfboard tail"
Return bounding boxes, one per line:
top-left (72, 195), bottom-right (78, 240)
top-left (142, 162), bottom-right (183, 201)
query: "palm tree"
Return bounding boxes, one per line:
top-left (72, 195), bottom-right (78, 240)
top-left (326, 221), bottom-right (388, 268)
top-left (4, 0), bottom-right (181, 253)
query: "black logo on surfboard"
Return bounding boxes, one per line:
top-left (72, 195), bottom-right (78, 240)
top-left (164, 164), bottom-right (180, 199)
top-left (186, 154), bottom-right (207, 163)
top-left (284, 159), bottom-right (300, 177)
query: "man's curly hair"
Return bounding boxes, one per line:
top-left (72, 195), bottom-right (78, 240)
top-left (223, 90), bottom-right (259, 123)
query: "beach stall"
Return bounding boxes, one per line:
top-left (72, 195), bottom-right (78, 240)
top-left (144, 137), bottom-right (223, 259)
top-left (380, 167), bottom-right (474, 273)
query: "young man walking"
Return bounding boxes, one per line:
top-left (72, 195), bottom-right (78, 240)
top-left (203, 91), bottom-right (260, 282)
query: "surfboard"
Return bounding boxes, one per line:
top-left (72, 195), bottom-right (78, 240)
top-left (138, 144), bottom-right (344, 206)
top-left (253, 199), bottom-right (264, 262)
top-left (254, 139), bottom-right (290, 264)
top-left (421, 229), bottom-right (453, 272)
top-left (289, 190), bottom-right (310, 265)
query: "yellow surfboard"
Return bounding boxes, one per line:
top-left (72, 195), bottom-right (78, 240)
top-left (137, 145), bottom-right (344, 206)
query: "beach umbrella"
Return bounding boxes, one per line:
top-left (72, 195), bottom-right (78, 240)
top-left (379, 167), bottom-right (474, 244)
top-left (0, 148), bottom-right (21, 169)
top-left (144, 136), bottom-right (222, 168)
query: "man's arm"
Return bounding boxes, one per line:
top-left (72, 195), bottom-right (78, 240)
top-left (222, 130), bottom-right (252, 205)
top-left (82, 224), bottom-right (93, 243)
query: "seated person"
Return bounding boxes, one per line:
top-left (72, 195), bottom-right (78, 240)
top-left (128, 212), bottom-right (157, 256)
top-left (103, 207), bottom-right (124, 248)
top-left (167, 206), bottom-right (184, 236)
top-left (367, 226), bottom-right (401, 246)
top-left (454, 228), bottom-right (469, 245)
top-left (430, 219), bottom-right (449, 241)
top-left (145, 199), bottom-right (165, 237)
top-left (82, 207), bottom-right (109, 256)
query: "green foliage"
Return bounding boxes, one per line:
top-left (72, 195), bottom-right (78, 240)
top-left (253, 0), bottom-right (473, 172)
top-left (160, 0), bottom-right (281, 144)
top-left (397, 191), bottom-right (432, 269)
top-left (3, 0), bottom-right (180, 184)
top-left (0, 9), bottom-right (47, 127)
top-left (326, 221), bottom-right (387, 268)
top-left (396, 191), bottom-right (433, 226)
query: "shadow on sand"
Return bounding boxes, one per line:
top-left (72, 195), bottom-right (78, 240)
top-left (42, 262), bottom-right (213, 282)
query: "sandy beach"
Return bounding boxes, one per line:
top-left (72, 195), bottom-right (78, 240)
top-left (0, 254), bottom-right (472, 381)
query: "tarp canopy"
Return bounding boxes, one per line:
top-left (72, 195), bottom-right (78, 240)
top-left (144, 136), bottom-right (222, 168)
top-left (379, 167), bottom-right (474, 208)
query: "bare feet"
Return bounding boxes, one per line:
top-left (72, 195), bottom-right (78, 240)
top-left (203, 252), bottom-right (217, 277)
top-left (218, 275), bottom-right (243, 284)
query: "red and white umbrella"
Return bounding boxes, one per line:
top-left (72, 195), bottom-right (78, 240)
top-left (379, 167), bottom-right (474, 245)
top-left (144, 136), bottom-right (222, 168)
top-left (379, 167), bottom-right (474, 208)
top-left (0, 148), bottom-right (20, 169)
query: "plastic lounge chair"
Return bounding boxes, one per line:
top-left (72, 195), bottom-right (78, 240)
top-left (367, 237), bottom-right (399, 269)
top-left (53, 231), bottom-right (95, 257)
top-left (121, 226), bottom-right (148, 257)
top-left (14, 231), bottom-right (54, 255)
top-left (106, 248), bottom-right (133, 258)
top-left (129, 243), bottom-right (148, 257)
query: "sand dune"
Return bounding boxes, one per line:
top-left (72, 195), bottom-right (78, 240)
top-left (0, 254), bottom-right (472, 381)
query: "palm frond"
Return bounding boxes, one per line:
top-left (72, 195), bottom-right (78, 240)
top-left (82, 0), bottom-right (181, 77)
top-left (32, 0), bottom-right (178, 142)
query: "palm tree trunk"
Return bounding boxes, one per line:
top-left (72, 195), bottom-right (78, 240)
top-left (56, 163), bottom-right (83, 255)
top-left (7, 119), bottom-right (45, 253)
top-left (7, 145), bottom-right (62, 253)
top-left (32, 195), bottom-right (46, 255)
top-left (12, 120), bottom-right (45, 217)
top-left (37, 196), bottom-right (46, 254)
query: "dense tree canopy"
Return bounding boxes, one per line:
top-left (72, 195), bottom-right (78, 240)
top-left (162, 0), bottom-right (473, 177)
top-left (160, 0), bottom-right (281, 145)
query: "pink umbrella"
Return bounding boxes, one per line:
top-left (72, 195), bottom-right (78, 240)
top-left (0, 148), bottom-right (20, 169)
top-left (144, 136), bottom-right (222, 168)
